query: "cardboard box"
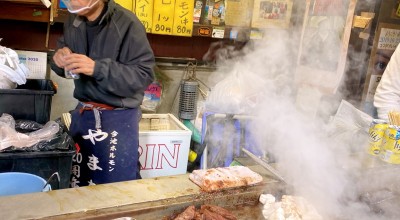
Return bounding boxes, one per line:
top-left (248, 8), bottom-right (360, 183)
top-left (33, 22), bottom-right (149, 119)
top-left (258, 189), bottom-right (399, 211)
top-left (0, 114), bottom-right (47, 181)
top-left (139, 114), bottom-right (192, 178)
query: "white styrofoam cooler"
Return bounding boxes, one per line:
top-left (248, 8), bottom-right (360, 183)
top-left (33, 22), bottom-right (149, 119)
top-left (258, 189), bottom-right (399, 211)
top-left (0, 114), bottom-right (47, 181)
top-left (139, 114), bottom-right (192, 178)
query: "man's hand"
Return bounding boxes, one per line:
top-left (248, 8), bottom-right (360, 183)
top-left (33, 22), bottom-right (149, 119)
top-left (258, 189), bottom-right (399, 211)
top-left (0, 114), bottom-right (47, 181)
top-left (53, 47), bottom-right (72, 68)
top-left (64, 53), bottom-right (95, 76)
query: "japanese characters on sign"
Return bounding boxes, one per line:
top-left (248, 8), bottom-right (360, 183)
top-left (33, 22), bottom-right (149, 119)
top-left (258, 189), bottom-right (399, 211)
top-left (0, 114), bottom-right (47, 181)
top-left (152, 0), bottom-right (176, 35)
top-left (378, 28), bottom-right (400, 50)
top-left (197, 26), bottom-right (212, 36)
top-left (109, 131), bottom-right (119, 173)
top-left (172, 0), bottom-right (194, 36)
top-left (136, 0), bottom-right (154, 33)
top-left (212, 27), bottom-right (225, 38)
top-left (70, 128), bottom-right (119, 187)
top-left (71, 151), bottom-right (82, 187)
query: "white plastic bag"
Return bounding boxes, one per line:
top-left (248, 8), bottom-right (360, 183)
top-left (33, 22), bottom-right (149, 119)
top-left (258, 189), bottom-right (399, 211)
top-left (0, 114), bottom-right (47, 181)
top-left (0, 114), bottom-right (59, 151)
top-left (329, 100), bottom-right (372, 136)
top-left (328, 100), bottom-right (373, 152)
top-left (0, 46), bottom-right (30, 89)
top-left (0, 72), bottom-right (16, 89)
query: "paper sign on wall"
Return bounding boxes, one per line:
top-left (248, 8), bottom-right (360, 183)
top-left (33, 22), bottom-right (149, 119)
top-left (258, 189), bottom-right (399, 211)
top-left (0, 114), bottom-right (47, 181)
top-left (378, 28), bottom-right (400, 50)
top-left (225, 0), bottom-right (253, 27)
top-left (152, 0), bottom-right (176, 35)
top-left (136, 0), bottom-right (154, 32)
top-left (16, 50), bottom-right (47, 79)
top-left (172, 0), bottom-right (194, 36)
top-left (212, 27), bottom-right (224, 38)
top-left (251, 0), bottom-right (293, 29)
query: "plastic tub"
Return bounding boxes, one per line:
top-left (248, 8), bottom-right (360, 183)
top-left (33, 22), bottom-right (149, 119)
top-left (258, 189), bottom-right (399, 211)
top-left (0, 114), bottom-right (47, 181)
top-left (0, 172), bottom-right (51, 196)
top-left (0, 79), bottom-right (56, 124)
top-left (0, 147), bottom-right (75, 190)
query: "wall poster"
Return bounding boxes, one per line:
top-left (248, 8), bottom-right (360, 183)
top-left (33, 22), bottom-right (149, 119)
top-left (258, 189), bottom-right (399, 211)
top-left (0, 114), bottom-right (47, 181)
top-left (295, 0), bottom-right (356, 94)
top-left (250, 0), bottom-right (293, 29)
top-left (225, 0), bottom-right (254, 27)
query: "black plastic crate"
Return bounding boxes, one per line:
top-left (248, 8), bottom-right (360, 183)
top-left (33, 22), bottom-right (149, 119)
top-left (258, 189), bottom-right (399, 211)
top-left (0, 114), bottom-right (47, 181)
top-left (0, 144), bottom-right (75, 190)
top-left (0, 79), bottom-right (56, 124)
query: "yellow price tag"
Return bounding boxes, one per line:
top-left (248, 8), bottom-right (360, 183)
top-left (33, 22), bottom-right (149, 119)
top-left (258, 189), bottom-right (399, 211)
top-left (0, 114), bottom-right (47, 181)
top-left (172, 0), bottom-right (194, 36)
top-left (152, 0), bottom-right (176, 35)
top-left (135, 0), bottom-right (154, 33)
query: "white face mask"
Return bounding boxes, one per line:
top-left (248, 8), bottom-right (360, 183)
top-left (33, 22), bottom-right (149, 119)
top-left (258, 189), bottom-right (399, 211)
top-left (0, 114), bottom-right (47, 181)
top-left (62, 0), bottom-right (100, 14)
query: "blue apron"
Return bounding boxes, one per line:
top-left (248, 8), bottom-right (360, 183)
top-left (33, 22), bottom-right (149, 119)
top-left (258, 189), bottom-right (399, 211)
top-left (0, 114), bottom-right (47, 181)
top-left (69, 104), bottom-right (141, 187)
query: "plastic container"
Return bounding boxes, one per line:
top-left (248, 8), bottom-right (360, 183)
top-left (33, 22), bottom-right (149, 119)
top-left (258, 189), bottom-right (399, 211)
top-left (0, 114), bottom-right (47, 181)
top-left (0, 144), bottom-right (75, 190)
top-left (139, 114), bottom-right (192, 178)
top-left (0, 79), bottom-right (56, 124)
top-left (0, 172), bottom-right (51, 196)
top-left (200, 112), bottom-right (263, 169)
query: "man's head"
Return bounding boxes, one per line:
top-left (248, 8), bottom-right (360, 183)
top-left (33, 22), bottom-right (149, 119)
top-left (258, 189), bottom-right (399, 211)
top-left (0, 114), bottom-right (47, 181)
top-left (61, 0), bottom-right (103, 14)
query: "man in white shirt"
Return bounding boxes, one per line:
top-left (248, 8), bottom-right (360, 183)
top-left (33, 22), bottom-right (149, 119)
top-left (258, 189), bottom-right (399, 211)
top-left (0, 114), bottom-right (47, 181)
top-left (374, 44), bottom-right (400, 120)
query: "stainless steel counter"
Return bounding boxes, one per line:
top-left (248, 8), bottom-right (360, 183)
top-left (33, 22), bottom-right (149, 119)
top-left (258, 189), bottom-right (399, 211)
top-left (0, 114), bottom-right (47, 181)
top-left (0, 166), bottom-right (286, 220)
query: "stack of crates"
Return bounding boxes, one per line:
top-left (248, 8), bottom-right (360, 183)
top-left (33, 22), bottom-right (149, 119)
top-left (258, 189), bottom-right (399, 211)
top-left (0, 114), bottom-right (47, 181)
top-left (0, 79), bottom-right (75, 189)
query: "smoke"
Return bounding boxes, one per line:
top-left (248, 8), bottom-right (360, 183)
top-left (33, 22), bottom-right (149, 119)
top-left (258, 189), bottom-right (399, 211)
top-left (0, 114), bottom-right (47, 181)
top-left (202, 1), bottom-right (400, 219)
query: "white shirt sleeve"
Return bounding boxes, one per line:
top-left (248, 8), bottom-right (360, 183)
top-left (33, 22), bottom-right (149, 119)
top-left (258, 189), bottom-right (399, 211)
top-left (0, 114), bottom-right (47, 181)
top-left (374, 44), bottom-right (400, 120)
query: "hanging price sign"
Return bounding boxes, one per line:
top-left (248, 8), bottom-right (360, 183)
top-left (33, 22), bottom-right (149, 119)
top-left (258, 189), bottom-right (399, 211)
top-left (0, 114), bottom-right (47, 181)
top-left (152, 0), bottom-right (176, 35)
top-left (172, 0), bottom-right (194, 36)
top-left (135, 0), bottom-right (154, 32)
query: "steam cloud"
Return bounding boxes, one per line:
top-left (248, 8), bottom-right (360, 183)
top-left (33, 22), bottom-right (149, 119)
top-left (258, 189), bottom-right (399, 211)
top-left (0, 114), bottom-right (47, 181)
top-left (203, 2), bottom-right (400, 219)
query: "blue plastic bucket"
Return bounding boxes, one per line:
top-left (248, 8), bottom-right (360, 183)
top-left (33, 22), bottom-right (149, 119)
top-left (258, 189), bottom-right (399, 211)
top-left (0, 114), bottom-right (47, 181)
top-left (0, 172), bottom-right (51, 196)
